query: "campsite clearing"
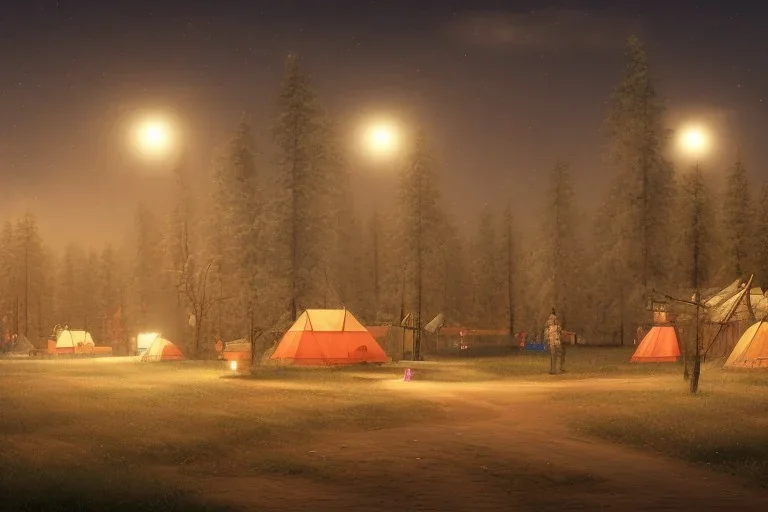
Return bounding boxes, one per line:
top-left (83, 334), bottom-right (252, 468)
top-left (1, 348), bottom-right (767, 511)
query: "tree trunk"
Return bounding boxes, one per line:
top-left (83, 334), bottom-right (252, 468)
top-left (373, 226), bottom-right (380, 313)
top-left (24, 241), bottom-right (29, 336)
top-left (507, 223), bottom-right (514, 337)
top-left (682, 327), bottom-right (690, 380)
top-left (690, 301), bottom-right (701, 393)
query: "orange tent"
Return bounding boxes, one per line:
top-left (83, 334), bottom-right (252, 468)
top-left (724, 320), bottom-right (768, 368)
top-left (272, 309), bottom-right (389, 366)
top-left (141, 337), bottom-right (185, 362)
top-left (630, 326), bottom-right (680, 363)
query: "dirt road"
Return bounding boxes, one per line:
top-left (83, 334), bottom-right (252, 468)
top-left (200, 378), bottom-right (768, 511)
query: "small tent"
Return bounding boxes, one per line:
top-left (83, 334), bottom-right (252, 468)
top-left (272, 309), bottom-right (389, 366)
top-left (56, 330), bottom-right (95, 350)
top-left (141, 337), bottom-right (185, 362)
top-left (724, 320), bottom-right (768, 368)
top-left (630, 326), bottom-right (681, 363)
top-left (8, 333), bottom-right (34, 355)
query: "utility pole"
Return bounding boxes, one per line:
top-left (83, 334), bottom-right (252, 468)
top-left (507, 215), bottom-right (515, 338)
top-left (690, 160), bottom-right (702, 394)
top-left (24, 237), bottom-right (29, 336)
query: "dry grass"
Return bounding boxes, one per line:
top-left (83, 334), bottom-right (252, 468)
top-left (555, 369), bottom-right (768, 486)
top-left (1, 349), bottom-right (767, 510)
top-left (0, 359), bottom-right (443, 511)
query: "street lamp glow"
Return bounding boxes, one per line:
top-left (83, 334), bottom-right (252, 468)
top-left (679, 125), bottom-right (709, 157)
top-left (364, 122), bottom-right (400, 156)
top-left (132, 116), bottom-right (175, 159)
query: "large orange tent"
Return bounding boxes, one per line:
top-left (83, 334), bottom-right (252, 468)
top-left (272, 309), bottom-right (389, 366)
top-left (141, 337), bottom-right (185, 362)
top-left (630, 326), bottom-right (681, 363)
top-left (724, 320), bottom-right (768, 368)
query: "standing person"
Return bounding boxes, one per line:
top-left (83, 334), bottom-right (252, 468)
top-left (547, 308), bottom-right (565, 374)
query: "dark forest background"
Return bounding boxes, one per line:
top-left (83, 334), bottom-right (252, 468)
top-left (3, 37), bottom-right (766, 357)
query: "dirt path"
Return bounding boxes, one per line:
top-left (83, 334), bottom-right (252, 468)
top-left (200, 378), bottom-right (768, 511)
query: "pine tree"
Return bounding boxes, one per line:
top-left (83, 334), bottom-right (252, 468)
top-left (273, 54), bottom-right (327, 320)
top-left (367, 210), bottom-right (384, 317)
top-left (99, 243), bottom-right (123, 346)
top-left (13, 213), bottom-right (44, 339)
top-left (207, 121), bottom-right (263, 338)
top-left (132, 204), bottom-right (164, 330)
top-left (83, 249), bottom-right (99, 335)
top-left (441, 218), bottom-right (471, 325)
top-left (543, 161), bottom-right (580, 330)
top-left (0, 221), bottom-right (15, 338)
top-left (679, 166), bottom-right (715, 289)
top-left (723, 157), bottom-right (752, 279)
top-left (473, 204), bottom-right (499, 327)
top-left (57, 243), bottom-right (88, 327)
top-left (501, 205), bottom-right (516, 336)
top-left (602, 35), bottom-right (673, 339)
top-left (320, 115), bottom-right (357, 312)
top-left (397, 130), bottom-right (443, 359)
top-left (756, 185), bottom-right (768, 287)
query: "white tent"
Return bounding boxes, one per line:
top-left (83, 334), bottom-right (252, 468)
top-left (55, 329), bottom-right (95, 349)
top-left (136, 332), bottom-right (161, 354)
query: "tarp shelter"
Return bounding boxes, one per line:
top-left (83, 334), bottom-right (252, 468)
top-left (222, 339), bottom-right (252, 361)
top-left (724, 320), bottom-right (768, 368)
top-left (141, 337), bottom-right (185, 362)
top-left (56, 330), bottom-right (95, 352)
top-left (630, 326), bottom-right (681, 362)
top-left (10, 333), bottom-right (35, 355)
top-left (272, 309), bottom-right (389, 366)
top-left (701, 279), bottom-right (756, 360)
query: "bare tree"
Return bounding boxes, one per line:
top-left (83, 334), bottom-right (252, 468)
top-left (177, 256), bottom-right (222, 359)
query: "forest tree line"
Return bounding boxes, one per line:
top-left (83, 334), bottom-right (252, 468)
top-left (3, 37), bottom-right (768, 356)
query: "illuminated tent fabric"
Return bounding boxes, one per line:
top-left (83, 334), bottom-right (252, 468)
top-left (136, 332), bottom-right (161, 354)
top-left (141, 337), bottom-right (185, 362)
top-left (630, 326), bottom-right (680, 363)
top-left (56, 330), bottom-right (95, 349)
top-left (724, 320), bottom-right (768, 368)
top-left (272, 309), bottom-right (389, 366)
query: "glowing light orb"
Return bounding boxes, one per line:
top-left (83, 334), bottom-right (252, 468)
top-left (132, 116), bottom-right (175, 159)
top-left (679, 125), bottom-right (709, 156)
top-left (230, 360), bottom-right (238, 372)
top-left (365, 122), bottom-right (399, 155)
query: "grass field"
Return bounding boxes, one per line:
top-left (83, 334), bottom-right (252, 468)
top-left (1, 347), bottom-right (767, 511)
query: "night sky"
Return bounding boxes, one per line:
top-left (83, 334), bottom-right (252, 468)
top-left (1, 0), bottom-right (767, 248)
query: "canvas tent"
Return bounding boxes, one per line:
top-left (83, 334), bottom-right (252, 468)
top-left (141, 337), bottom-right (185, 362)
top-left (724, 320), bottom-right (768, 368)
top-left (630, 326), bottom-right (681, 362)
top-left (700, 279), bottom-right (758, 359)
top-left (272, 309), bottom-right (389, 366)
top-left (56, 330), bottom-right (94, 349)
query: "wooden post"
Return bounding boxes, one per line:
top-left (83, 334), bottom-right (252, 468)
top-left (690, 291), bottom-right (701, 394)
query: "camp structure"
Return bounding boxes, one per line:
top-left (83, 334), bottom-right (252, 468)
top-left (140, 337), bottom-right (185, 362)
top-left (699, 279), bottom-right (756, 360)
top-left (12, 333), bottom-right (35, 354)
top-left (2, 333), bottom-right (35, 356)
top-left (724, 320), bottom-right (768, 368)
top-left (272, 308), bottom-right (389, 366)
top-left (136, 332), bottom-right (162, 356)
top-left (55, 329), bottom-right (95, 354)
top-left (630, 326), bottom-right (681, 363)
